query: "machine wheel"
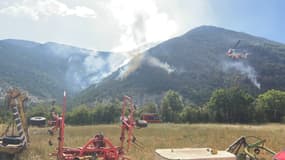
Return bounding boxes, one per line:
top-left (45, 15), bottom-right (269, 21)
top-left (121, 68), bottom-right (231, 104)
top-left (30, 116), bottom-right (46, 126)
top-left (2, 136), bottom-right (23, 145)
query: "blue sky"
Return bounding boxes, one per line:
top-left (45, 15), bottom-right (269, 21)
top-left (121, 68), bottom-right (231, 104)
top-left (209, 0), bottom-right (285, 44)
top-left (0, 0), bottom-right (284, 51)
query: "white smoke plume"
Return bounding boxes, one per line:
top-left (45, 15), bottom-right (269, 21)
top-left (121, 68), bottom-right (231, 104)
top-left (106, 0), bottom-right (177, 80)
top-left (223, 61), bottom-right (261, 89)
top-left (76, 53), bottom-right (127, 86)
top-left (65, 52), bottom-right (128, 91)
top-left (83, 55), bottom-right (105, 74)
top-left (108, 0), bottom-right (177, 52)
top-left (146, 56), bottom-right (175, 74)
top-left (116, 42), bottom-right (159, 80)
top-left (117, 54), bottom-right (175, 80)
top-left (117, 54), bottom-right (144, 80)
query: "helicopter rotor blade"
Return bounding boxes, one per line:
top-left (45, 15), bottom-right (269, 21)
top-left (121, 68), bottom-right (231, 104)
top-left (233, 40), bottom-right (241, 48)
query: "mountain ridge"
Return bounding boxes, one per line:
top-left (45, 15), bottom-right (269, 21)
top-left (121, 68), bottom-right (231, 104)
top-left (0, 39), bottom-right (127, 101)
top-left (1, 26), bottom-right (284, 105)
top-left (73, 26), bottom-right (285, 106)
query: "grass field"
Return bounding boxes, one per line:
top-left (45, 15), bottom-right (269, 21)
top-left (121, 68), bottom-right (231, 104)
top-left (2, 123), bottom-right (285, 160)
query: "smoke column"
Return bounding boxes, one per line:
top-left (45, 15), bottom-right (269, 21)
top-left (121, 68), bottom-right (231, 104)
top-left (117, 54), bottom-right (175, 80)
top-left (146, 56), bottom-right (175, 74)
top-left (223, 61), bottom-right (261, 89)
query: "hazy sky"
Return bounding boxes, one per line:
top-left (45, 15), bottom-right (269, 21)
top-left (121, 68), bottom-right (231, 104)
top-left (0, 0), bottom-right (284, 51)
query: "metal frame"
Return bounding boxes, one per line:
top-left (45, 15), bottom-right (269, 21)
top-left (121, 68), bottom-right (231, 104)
top-left (0, 89), bottom-right (29, 155)
top-left (50, 94), bottom-right (141, 160)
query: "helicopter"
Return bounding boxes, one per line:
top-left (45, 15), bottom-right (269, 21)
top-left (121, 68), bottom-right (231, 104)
top-left (226, 40), bottom-right (249, 59)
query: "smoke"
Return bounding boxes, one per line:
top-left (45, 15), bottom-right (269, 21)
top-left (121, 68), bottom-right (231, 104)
top-left (117, 54), bottom-right (175, 80)
top-left (58, 47), bottom-right (128, 91)
top-left (116, 42), bottom-right (160, 80)
top-left (117, 54), bottom-right (144, 80)
top-left (108, 0), bottom-right (177, 52)
top-left (83, 55), bottom-right (105, 74)
top-left (223, 61), bottom-right (261, 89)
top-left (46, 41), bottom-right (167, 91)
top-left (106, 0), bottom-right (177, 80)
top-left (81, 54), bottom-right (121, 85)
top-left (146, 56), bottom-right (175, 74)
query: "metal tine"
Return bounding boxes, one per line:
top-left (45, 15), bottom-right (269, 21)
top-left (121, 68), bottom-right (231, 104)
top-left (132, 142), bottom-right (144, 150)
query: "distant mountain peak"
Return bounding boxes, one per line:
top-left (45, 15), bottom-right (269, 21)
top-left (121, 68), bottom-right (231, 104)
top-left (183, 25), bottom-right (237, 37)
top-left (0, 38), bottom-right (40, 48)
top-left (43, 41), bottom-right (96, 57)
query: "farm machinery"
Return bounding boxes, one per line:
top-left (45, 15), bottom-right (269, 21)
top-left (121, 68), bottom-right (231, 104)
top-left (49, 92), bottom-right (147, 160)
top-left (0, 88), bottom-right (29, 158)
top-left (226, 136), bottom-right (276, 160)
top-left (155, 135), bottom-right (285, 160)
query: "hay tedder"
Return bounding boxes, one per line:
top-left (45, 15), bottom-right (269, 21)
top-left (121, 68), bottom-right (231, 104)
top-left (49, 92), bottom-right (147, 160)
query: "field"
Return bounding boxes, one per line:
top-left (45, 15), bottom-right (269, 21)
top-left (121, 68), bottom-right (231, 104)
top-left (2, 123), bottom-right (285, 160)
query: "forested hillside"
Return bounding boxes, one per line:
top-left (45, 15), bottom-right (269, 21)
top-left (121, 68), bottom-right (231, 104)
top-left (75, 26), bottom-right (285, 105)
top-left (0, 39), bottom-right (127, 101)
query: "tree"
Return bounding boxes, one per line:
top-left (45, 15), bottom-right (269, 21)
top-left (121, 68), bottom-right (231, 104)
top-left (255, 89), bottom-right (285, 122)
top-left (207, 87), bottom-right (254, 123)
top-left (141, 102), bottom-right (157, 113)
top-left (161, 90), bottom-right (184, 122)
top-left (93, 102), bottom-right (121, 124)
top-left (180, 106), bottom-right (198, 123)
top-left (27, 104), bottom-right (61, 120)
top-left (66, 105), bottom-right (91, 125)
top-left (180, 104), bottom-right (210, 123)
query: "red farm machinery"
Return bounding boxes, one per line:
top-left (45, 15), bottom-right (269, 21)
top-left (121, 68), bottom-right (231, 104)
top-left (49, 92), bottom-right (146, 160)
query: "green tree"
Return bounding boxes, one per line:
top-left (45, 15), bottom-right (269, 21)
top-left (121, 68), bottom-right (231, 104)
top-left (27, 104), bottom-right (60, 120)
top-left (255, 89), bottom-right (285, 122)
top-left (161, 90), bottom-right (184, 122)
top-left (207, 88), bottom-right (254, 123)
top-left (180, 104), bottom-right (210, 123)
top-left (91, 102), bottom-right (121, 124)
top-left (180, 106), bottom-right (198, 123)
top-left (66, 102), bottom-right (120, 125)
top-left (142, 102), bottom-right (157, 113)
top-left (66, 105), bottom-right (91, 125)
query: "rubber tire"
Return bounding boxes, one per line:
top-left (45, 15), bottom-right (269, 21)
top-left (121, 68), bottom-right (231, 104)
top-left (30, 116), bottom-right (46, 126)
top-left (136, 120), bottom-right (148, 128)
top-left (2, 136), bottom-right (23, 145)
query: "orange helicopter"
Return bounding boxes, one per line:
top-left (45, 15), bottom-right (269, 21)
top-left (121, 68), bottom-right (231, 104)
top-left (226, 40), bottom-right (249, 59)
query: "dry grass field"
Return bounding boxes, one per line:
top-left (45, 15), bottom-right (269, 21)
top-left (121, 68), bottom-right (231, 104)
top-left (2, 123), bottom-right (285, 160)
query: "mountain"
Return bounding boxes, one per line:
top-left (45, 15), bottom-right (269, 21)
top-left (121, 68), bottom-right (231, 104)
top-left (0, 39), bottom-right (128, 101)
top-left (74, 26), bottom-right (285, 105)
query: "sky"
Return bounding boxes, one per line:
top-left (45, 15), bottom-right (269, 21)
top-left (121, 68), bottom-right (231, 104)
top-left (0, 0), bottom-right (284, 52)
